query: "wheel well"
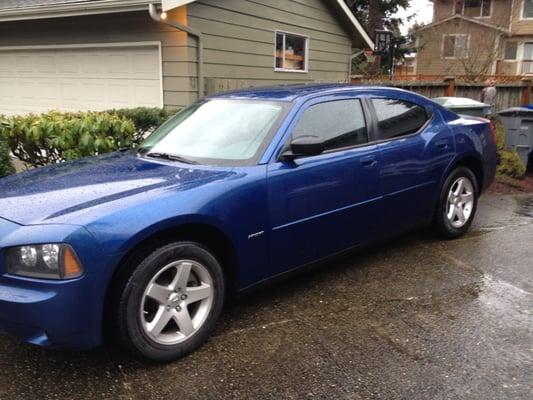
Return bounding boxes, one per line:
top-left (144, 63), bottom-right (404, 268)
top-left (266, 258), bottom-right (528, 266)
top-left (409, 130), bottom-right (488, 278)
top-left (452, 156), bottom-right (484, 191)
top-left (102, 223), bottom-right (240, 339)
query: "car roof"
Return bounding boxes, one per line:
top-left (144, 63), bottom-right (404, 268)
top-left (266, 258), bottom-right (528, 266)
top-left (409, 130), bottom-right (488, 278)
top-left (208, 83), bottom-right (415, 102)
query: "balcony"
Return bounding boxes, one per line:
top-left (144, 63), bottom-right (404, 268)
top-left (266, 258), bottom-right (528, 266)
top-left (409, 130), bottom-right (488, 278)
top-left (521, 60), bottom-right (533, 74)
top-left (496, 59), bottom-right (533, 75)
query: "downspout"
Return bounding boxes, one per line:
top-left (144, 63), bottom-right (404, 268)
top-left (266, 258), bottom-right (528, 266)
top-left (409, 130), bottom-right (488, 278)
top-left (149, 3), bottom-right (204, 99)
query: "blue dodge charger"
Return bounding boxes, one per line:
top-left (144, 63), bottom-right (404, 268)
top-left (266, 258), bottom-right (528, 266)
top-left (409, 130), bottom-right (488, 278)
top-left (0, 85), bottom-right (497, 362)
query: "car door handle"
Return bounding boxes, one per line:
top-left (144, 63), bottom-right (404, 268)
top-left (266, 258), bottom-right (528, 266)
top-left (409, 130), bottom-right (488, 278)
top-left (360, 156), bottom-right (378, 167)
top-left (436, 140), bottom-right (450, 150)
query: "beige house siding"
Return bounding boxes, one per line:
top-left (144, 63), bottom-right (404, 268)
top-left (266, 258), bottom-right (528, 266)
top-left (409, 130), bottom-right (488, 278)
top-left (433, 0), bottom-right (453, 22)
top-left (187, 0), bottom-right (353, 93)
top-left (416, 19), bottom-right (501, 75)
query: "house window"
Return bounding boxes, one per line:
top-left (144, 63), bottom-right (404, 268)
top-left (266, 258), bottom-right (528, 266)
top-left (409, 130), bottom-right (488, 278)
top-left (442, 34), bottom-right (469, 58)
top-left (275, 31), bottom-right (308, 72)
top-left (523, 0), bottom-right (533, 18)
top-left (504, 42), bottom-right (518, 60)
top-left (454, 0), bottom-right (491, 17)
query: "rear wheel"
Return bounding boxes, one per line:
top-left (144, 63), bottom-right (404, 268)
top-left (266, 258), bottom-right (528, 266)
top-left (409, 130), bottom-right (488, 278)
top-left (434, 167), bottom-right (478, 239)
top-left (115, 242), bottom-right (225, 363)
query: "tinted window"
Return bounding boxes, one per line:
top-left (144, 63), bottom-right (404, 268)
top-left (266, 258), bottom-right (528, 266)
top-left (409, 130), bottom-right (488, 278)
top-left (372, 99), bottom-right (429, 140)
top-left (292, 99), bottom-right (367, 152)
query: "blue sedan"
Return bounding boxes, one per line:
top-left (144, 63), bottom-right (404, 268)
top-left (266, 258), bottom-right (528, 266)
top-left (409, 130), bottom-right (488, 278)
top-left (0, 85), bottom-right (497, 362)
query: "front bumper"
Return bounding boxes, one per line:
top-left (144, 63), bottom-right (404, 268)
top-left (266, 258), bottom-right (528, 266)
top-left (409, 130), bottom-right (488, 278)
top-left (0, 277), bottom-right (98, 349)
top-left (0, 217), bottom-right (112, 350)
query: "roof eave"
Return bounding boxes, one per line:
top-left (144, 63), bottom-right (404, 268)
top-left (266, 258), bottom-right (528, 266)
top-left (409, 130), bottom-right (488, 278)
top-left (414, 14), bottom-right (509, 34)
top-left (0, 0), bottom-right (158, 22)
top-left (334, 0), bottom-right (374, 49)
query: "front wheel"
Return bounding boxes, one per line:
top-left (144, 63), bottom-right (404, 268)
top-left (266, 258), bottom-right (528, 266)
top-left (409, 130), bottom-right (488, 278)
top-left (115, 242), bottom-right (225, 363)
top-left (434, 167), bottom-right (478, 239)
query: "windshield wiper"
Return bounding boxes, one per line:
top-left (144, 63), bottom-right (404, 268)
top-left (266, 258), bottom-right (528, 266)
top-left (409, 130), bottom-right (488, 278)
top-left (145, 152), bottom-right (198, 165)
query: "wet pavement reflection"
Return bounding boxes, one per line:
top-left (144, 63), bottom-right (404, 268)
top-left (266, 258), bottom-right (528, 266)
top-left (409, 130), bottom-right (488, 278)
top-left (0, 194), bottom-right (531, 400)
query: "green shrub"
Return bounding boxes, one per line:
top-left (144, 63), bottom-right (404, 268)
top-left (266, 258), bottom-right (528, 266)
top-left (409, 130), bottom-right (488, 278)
top-left (0, 111), bottom-right (134, 168)
top-left (497, 149), bottom-right (526, 179)
top-left (489, 116), bottom-right (526, 179)
top-left (0, 134), bottom-right (15, 177)
top-left (109, 107), bottom-right (178, 145)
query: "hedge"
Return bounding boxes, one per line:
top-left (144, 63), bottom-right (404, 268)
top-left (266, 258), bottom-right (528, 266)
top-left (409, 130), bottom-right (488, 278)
top-left (0, 111), bottom-right (135, 167)
top-left (0, 107), bottom-right (177, 172)
top-left (110, 107), bottom-right (178, 145)
top-left (0, 135), bottom-right (14, 178)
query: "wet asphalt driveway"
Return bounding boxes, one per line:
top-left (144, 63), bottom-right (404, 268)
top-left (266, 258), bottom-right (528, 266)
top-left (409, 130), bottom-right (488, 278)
top-left (0, 193), bottom-right (531, 400)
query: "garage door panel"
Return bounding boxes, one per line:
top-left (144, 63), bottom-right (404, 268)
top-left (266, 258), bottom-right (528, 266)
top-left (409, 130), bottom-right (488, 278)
top-left (109, 82), bottom-right (132, 105)
top-left (56, 52), bottom-right (79, 73)
top-left (108, 54), bottom-right (130, 75)
top-left (0, 44), bottom-right (162, 114)
top-left (36, 55), bottom-right (56, 73)
top-left (0, 55), bottom-right (14, 73)
top-left (83, 82), bottom-right (108, 103)
top-left (61, 80), bottom-right (82, 102)
top-left (15, 55), bottom-right (34, 73)
top-left (81, 53), bottom-right (106, 74)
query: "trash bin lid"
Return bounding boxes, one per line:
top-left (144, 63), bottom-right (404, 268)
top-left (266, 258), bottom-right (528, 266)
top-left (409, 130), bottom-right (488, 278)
top-left (497, 107), bottom-right (533, 116)
top-left (433, 97), bottom-right (490, 109)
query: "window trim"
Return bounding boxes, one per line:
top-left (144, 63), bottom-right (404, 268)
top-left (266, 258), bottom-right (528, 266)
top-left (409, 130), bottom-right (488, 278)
top-left (274, 30), bottom-right (310, 73)
top-left (521, 0), bottom-right (533, 19)
top-left (366, 97), bottom-right (434, 145)
top-left (460, 0), bottom-right (492, 18)
top-left (441, 34), bottom-right (470, 59)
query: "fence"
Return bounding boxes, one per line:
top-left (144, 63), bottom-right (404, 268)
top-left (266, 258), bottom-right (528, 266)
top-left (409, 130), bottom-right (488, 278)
top-left (205, 76), bottom-right (532, 111)
top-left (352, 76), bottom-right (532, 111)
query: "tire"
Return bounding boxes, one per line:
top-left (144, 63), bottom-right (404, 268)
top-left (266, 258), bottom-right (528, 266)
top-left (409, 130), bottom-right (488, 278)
top-left (115, 242), bottom-right (225, 363)
top-left (434, 167), bottom-right (479, 239)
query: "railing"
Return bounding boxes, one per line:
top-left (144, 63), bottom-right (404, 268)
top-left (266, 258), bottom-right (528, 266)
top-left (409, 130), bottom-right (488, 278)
top-left (521, 60), bottom-right (533, 74)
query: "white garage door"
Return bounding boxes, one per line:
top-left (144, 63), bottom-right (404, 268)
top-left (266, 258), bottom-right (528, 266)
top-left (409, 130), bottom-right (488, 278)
top-left (0, 43), bottom-right (163, 115)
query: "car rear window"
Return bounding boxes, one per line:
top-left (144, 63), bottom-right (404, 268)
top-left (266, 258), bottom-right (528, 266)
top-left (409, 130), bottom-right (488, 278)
top-left (372, 98), bottom-right (429, 140)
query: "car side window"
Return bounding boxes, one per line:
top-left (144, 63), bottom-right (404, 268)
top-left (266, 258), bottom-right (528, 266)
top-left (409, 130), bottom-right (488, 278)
top-left (292, 99), bottom-right (368, 152)
top-left (371, 98), bottom-right (429, 140)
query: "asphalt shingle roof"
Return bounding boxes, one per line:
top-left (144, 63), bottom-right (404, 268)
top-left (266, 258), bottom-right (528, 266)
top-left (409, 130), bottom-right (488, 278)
top-left (0, 0), bottom-right (97, 10)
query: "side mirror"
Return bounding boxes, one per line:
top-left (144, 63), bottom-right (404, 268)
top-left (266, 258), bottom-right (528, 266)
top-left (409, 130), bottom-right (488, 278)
top-left (281, 136), bottom-right (325, 160)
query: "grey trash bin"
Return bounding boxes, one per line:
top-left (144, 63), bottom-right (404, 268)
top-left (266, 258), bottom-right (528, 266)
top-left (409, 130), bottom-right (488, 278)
top-left (497, 107), bottom-right (533, 167)
top-left (433, 97), bottom-right (492, 117)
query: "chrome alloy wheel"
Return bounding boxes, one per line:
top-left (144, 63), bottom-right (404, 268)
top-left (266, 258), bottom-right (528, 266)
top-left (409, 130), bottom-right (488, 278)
top-left (140, 260), bottom-right (214, 345)
top-left (446, 177), bottom-right (475, 229)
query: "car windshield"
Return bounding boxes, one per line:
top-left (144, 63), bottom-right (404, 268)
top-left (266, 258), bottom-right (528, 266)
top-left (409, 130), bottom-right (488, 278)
top-left (139, 99), bottom-right (287, 166)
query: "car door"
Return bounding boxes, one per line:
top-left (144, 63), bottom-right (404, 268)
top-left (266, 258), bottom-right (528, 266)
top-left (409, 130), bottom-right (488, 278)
top-left (267, 96), bottom-right (382, 275)
top-left (369, 97), bottom-right (455, 235)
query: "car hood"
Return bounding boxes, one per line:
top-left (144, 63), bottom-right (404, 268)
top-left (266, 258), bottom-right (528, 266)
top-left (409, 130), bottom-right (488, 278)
top-left (0, 151), bottom-right (234, 225)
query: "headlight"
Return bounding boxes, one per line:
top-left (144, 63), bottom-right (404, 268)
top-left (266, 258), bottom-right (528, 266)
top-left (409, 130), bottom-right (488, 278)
top-left (5, 244), bottom-right (83, 280)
